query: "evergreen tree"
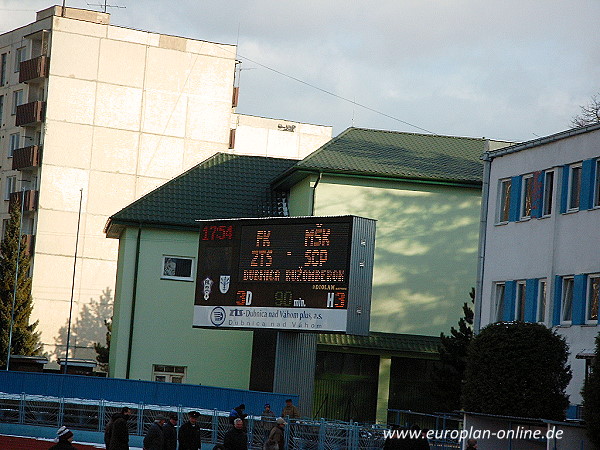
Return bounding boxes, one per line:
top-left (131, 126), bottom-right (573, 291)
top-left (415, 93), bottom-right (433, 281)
top-left (582, 332), bottom-right (600, 449)
top-left (433, 288), bottom-right (474, 411)
top-left (93, 318), bottom-right (111, 372)
top-left (0, 200), bottom-right (42, 367)
top-left (462, 322), bottom-right (571, 421)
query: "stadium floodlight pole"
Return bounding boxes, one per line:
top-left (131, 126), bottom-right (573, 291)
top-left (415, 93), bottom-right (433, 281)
top-left (6, 187), bottom-right (26, 371)
top-left (64, 188), bottom-right (83, 374)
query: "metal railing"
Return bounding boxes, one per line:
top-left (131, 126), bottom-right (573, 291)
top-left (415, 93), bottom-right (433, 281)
top-left (0, 392), bottom-right (387, 449)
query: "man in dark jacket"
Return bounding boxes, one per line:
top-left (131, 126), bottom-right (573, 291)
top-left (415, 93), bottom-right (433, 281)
top-left (228, 404), bottom-right (247, 424)
top-left (106, 407), bottom-right (131, 450)
top-left (143, 414), bottom-right (166, 450)
top-left (163, 413), bottom-right (178, 450)
top-left (179, 410), bottom-right (202, 450)
top-left (223, 418), bottom-right (247, 450)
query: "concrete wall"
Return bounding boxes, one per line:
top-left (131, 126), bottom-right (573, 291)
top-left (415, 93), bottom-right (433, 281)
top-left (0, 7), bottom-right (330, 361)
top-left (480, 128), bottom-right (600, 404)
top-left (291, 174), bottom-right (482, 336)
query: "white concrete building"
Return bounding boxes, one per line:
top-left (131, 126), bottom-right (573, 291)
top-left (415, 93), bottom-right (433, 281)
top-left (0, 6), bottom-right (331, 359)
top-left (476, 124), bottom-right (600, 412)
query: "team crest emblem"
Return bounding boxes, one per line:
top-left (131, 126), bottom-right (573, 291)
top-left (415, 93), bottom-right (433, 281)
top-left (220, 275), bottom-right (231, 294)
top-left (203, 277), bottom-right (213, 301)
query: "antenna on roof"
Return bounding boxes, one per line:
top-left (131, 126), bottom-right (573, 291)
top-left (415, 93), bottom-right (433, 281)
top-left (86, 0), bottom-right (126, 13)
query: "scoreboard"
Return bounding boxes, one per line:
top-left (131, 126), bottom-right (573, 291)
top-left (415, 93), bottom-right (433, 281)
top-left (193, 216), bottom-right (375, 335)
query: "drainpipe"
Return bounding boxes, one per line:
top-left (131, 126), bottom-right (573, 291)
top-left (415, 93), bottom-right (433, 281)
top-left (310, 172), bottom-right (323, 216)
top-left (125, 225), bottom-right (142, 379)
top-left (474, 144), bottom-right (492, 333)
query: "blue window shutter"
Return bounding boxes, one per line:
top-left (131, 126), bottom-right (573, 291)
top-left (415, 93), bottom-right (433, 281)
top-left (525, 279), bottom-right (538, 322)
top-left (531, 171), bottom-right (544, 218)
top-left (580, 159), bottom-right (596, 210)
top-left (560, 165), bottom-right (570, 214)
top-left (503, 281), bottom-right (516, 321)
top-left (573, 274), bottom-right (587, 325)
top-left (552, 276), bottom-right (562, 326)
top-left (509, 176), bottom-right (522, 222)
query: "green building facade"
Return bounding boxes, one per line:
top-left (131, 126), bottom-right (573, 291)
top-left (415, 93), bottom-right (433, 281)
top-left (106, 128), bottom-right (509, 422)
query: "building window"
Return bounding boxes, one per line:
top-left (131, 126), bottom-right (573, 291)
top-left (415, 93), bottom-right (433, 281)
top-left (497, 179), bottom-right (511, 223)
top-left (520, 175), bottom-right (533, 219)
top-left (568, 164), bottom-right (582, 212)
top-left (4, 176), bottom-right (16, 201)
top-left (543, 171), bottom-right (554, 216)
top-left (9, 133), bottom-right (20, 157)
top-left (153, 365), bottom-right (186, 383)
top-left (587, 275), bottom-right (600, 324)
top-left (515, 281), bottom-right (526, 321)
top-left (0, 94), bottom-right (3, 126)
top-left (1, 219), bottom-right (8, 239)
top-left (12, 89), bottom-right (23, 115)
top-left (14, 47), bottom-right (26, 73)
top-left (595, 160), bottom-right (600, 208)
top-left (561, 277), bottom-right (574, 324)
top-left (494, 282), bottom-right (505, 322)
top-left (0, 53), bottom-right (7, 85)
top-left (537, 279), bottom-right (547, 323)
top-left (161, 256), bottom-right (194, 281)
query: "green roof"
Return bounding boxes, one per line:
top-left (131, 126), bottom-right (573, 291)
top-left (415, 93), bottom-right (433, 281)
top-left (317, 332), bottom-right (440, 358)
top-left (275, 127), bottom-right (498, 187)
top-left (105, 153), bottom-right (297, 237)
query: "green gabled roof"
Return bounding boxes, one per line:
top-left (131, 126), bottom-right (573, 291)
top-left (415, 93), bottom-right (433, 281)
top-left (275, 127), bottom-right (497, 187)
top-left (105, 153), bottom-right (297, 237)
top-left (317, 332), bottom-right (440, 358)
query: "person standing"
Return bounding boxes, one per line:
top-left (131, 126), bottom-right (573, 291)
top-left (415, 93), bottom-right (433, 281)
top-left (163, 413), bottom-right (178, 450)
top-left (261, 403), bottom-right (276, 437)
top-left (281, 399), bottom-right (300, 419)
top-left (143, 414), bottom-right (167, 450)
top-left (228, 404), bottom-right (247, 424)
top-left (49, 426), bottom-right (78, 450)
top-left (466, 439), bottom-right (477, 449)
top-left (223, 418), bottom-right (247, 450)
top-left (106, 407), bottom-right (131, 450)
top-left (266, 418), bottom-right (285, 450)
top-left (179, 411), bottom-right (202, 450)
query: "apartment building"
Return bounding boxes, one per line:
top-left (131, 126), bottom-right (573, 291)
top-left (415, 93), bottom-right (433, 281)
top-left (0, 6), bottom-right (332, 359)
top-left (476, 124), bottom-right (600, 413)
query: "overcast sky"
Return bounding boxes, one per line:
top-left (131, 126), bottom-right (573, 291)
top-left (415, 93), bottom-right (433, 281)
top-left (2, 0), bottom-right (600, 142)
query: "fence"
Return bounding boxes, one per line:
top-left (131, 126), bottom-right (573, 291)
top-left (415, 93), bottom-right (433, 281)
top-left (387, 409), bottom-right (463, 450)
top-left (0, 392), bottom-right (387, 449)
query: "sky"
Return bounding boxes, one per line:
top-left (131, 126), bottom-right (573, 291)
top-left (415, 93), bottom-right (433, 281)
top-left (1, 0), bottom-right (599, 143)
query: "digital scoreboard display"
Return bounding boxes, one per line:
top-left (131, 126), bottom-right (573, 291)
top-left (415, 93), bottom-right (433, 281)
top-left (193, 216), bottom-right (375, 335)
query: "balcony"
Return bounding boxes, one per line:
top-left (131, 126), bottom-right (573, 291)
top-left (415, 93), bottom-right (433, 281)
top-left (15, 101), bottom-right (46, 127)
top-left (9, 190), bottom-right (39, 212)
top-left (12, 145), bottom-right (41, 171)
top-left (19, 56), bottom-right (49, 83)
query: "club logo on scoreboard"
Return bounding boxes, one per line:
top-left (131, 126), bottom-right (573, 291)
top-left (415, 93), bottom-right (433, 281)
top-left (203, 277), bottom-right (214, 301)
top-left (210, 307), bottom-right (226, 326)
top-left (219, 275), bottom-right (231, 294)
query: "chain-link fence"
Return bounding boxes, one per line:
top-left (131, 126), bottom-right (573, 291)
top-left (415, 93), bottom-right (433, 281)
top-left (0, 392), bottom-right (388, 449)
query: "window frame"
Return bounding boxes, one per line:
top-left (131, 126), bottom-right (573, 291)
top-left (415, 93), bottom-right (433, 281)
top-left (14, 47), bottom-right (26, 73)
top-left (496, 178), bottom-right (511, 224)
top-left (161, 255), bottom-right (195, 282)
top-left (542, 170), bottom-right (554, 217)
top-left (567, 163), bottom-right (582, 212)
top-left (561, 276), bottom-right (574, 325)
top-left (12, 89), bottom-right (23, 115)
top-left (515, 280), bottom-right (527, 321)
top-left (4, 176), bottom-right (16, 201)
top-left (494, 282), bottom-right (505, 322)
top-left (594, 159), bottom-right (600, 209)
top-left (152, 364), bottom-right (187, 383)
top-left (537, 279), bottom-right (547, 323)
top-left (586, 274), bottom-right (600, 324)
top-left (8, 133), bottom-right (20, 158)
top-left (520, 174), bottom-right (534, 220)
top-left (0, 53), bottom-right (7, 85)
